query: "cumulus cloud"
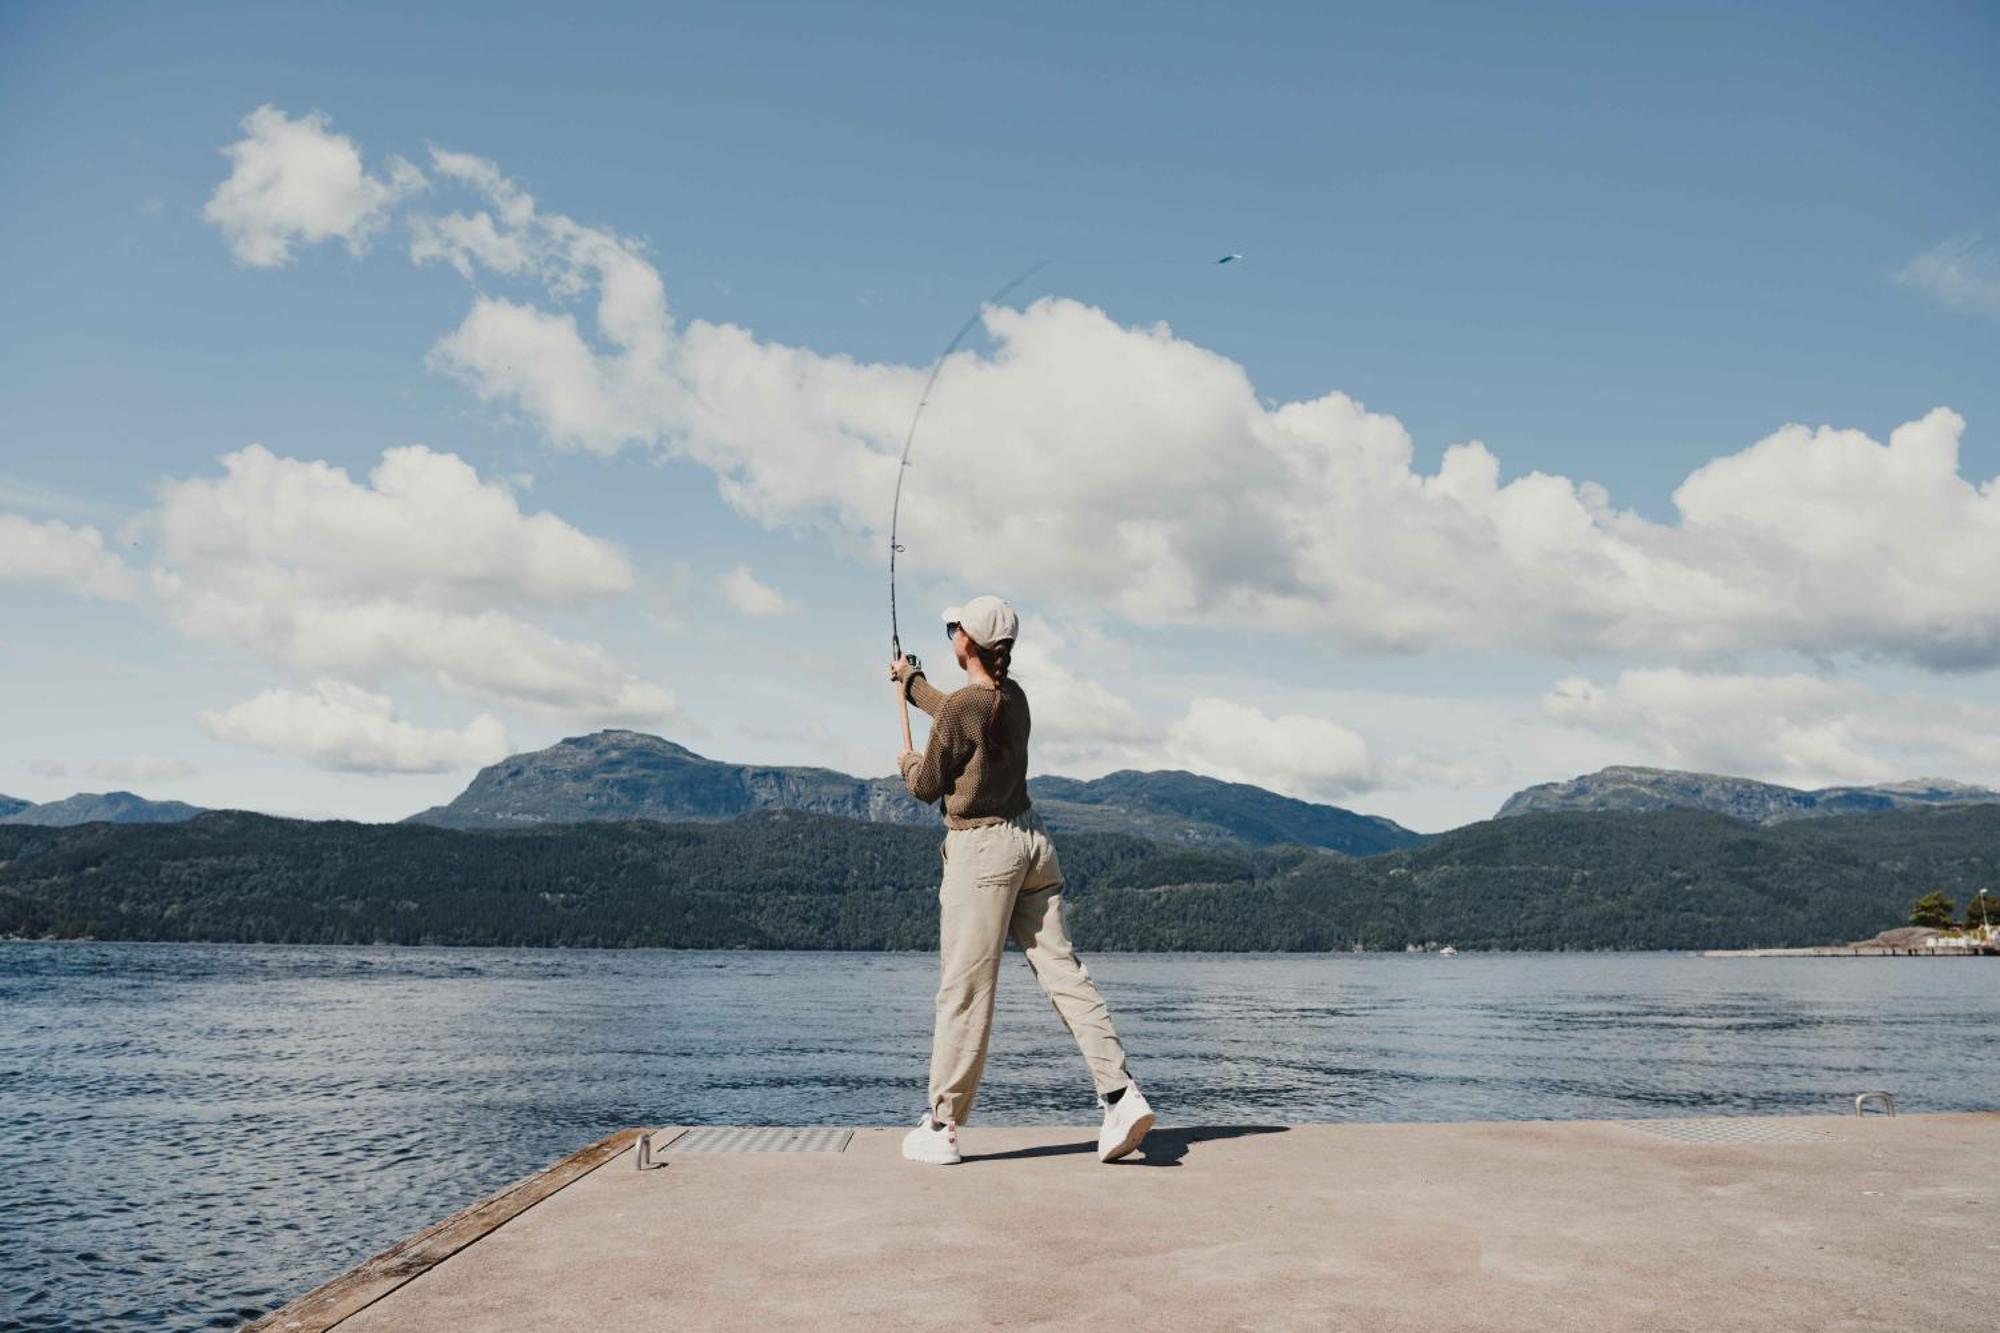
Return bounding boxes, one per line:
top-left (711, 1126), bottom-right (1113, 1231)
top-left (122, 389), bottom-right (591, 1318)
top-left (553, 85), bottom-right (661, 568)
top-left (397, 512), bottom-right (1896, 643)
top-left (1542, 668), bottom-right (2000, 789)
top-left (154, 443), bottom-right (631, 607)
top-left (1898, 226), bottom-right (2000, 316)
top-left (718, 564), bottom-right (796, 617)
top-left (0, 514), bottom-right (135, 599)
top-left (205, 106), bottom-right (423, 267)
top-left (199, 679), bottom-right (511, 773)
top-left (208, 119), bottom-right (2000, 673)
top-left (1162, 696), bottom-right (1379, 801)
top-left (1664, 409), bottom-right (2000, 668)
top-left (1003, 622), bottom-right (1153, 773)
top-left (152, 443), bottom-right (675, 723)
top-left (309, 141), bottom-right (1996, 673)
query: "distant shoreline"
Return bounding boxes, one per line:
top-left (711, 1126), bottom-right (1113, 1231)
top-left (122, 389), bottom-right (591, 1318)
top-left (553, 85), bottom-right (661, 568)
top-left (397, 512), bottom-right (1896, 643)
top-left (7, 935), bottom-right (1983, 958)
top-left (7, 804), bottom-right (1997, 953)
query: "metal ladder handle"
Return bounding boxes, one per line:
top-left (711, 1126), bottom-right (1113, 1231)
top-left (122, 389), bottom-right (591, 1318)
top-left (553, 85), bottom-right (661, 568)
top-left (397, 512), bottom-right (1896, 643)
top-left (1853, 1091), bottom-right (1897, 1117)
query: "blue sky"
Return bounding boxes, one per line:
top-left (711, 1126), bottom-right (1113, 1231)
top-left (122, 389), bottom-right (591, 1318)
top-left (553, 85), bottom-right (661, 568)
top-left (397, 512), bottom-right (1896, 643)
top-left (2, 1), bottom-right (1997, 829)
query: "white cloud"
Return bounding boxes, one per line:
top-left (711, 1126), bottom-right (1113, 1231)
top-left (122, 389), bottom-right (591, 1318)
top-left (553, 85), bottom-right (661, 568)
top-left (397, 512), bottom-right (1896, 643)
top-left (718, 564), bottom-right (796, 617)
top-left (351, 142), bottom-right (2000, 672)
top-left (1663, 409), bottom-right (2000, 668)
top-left (1163, 696), bottom-right (1378, 801)
top-left (199, 680), bottom-right (511, 773)
top-left (210, 118), bottom-right (2000, 673)
top-left (411, 210), bottom-right (535, 279)
top-left (1542, 668), bottom-right (2000, 789)
top-left (170, 597), bottom-right (675, 722)
top-left (205, 106), bottom-right (423, 268)
top-left (154, 443), bottom-right (631, 607)
top-left (5, 435), bottom-right (674, 759)
top-left (1898, 226), bottom-right (2000, 315)
top-left (151, 443), bottom-right (675, 724)
top-left (1006, 621), bottom-right (1152, 774)
top-left (0, 514), bottom-right (135, 599)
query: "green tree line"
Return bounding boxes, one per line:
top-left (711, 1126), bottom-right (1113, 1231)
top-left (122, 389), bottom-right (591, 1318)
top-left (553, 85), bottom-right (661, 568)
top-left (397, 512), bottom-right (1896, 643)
top-left (2, 804), bottom-right (1997, 951)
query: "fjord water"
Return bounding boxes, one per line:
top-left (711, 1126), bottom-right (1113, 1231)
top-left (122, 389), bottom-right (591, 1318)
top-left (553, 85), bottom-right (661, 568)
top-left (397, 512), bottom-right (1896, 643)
top-left (4, 944), bottom-right (1995, 1332)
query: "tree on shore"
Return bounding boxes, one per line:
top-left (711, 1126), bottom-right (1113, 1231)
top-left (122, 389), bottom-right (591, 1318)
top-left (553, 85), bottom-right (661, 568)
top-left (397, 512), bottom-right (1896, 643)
top-left (1908, 890), bottom-right (1957, 929)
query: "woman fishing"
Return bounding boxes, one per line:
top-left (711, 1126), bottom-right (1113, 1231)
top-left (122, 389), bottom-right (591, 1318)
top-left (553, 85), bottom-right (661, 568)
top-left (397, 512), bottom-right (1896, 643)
top-left (890, 595), bottom-right (1155, 1165)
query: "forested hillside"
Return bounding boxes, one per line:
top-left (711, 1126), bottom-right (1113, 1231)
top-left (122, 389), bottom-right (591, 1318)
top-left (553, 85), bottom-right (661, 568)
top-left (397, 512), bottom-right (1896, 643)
top-left (3, 805), bottom-right (1995, 951)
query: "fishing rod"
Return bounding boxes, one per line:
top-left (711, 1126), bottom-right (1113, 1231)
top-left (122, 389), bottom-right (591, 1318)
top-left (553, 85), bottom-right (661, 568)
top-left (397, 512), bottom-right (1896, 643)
top-left (886, 253), bottom-right (1240, 749)
top-left (886, 262), bottom-right (1047, 752)
top-left (888, 260), bottom-right (1049, 673)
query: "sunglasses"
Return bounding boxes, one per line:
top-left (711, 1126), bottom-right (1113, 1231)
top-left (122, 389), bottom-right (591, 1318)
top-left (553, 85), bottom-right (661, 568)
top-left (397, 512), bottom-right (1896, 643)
top-left (944, 621), bottom-right (960, 640)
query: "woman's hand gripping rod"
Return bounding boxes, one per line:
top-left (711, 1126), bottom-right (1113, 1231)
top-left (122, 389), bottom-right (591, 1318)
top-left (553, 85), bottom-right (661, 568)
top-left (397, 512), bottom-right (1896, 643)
top-left (891, 652), bottom-right (920, 755)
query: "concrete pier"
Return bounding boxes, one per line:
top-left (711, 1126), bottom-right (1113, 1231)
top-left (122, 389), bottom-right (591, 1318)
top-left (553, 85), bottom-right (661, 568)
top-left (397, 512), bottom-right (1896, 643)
top-left (248, 1112), bottom-right (1998, 1332)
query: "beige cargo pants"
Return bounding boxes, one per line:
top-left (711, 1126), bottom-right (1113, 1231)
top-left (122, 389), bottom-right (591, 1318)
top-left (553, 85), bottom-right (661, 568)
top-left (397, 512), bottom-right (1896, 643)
top-left (929, 808), bottom-right (1132, 1125)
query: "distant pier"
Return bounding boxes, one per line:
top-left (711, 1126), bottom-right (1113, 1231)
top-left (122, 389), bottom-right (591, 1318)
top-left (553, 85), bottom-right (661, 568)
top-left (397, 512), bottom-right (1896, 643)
top-left (246, 1111), bottom-right (1998, 1332)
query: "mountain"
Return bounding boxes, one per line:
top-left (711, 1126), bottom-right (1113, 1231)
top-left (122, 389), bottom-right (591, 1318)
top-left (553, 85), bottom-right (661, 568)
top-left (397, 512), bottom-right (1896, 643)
top-left (5, 804), bottom-right (1995, 951)
top-left (406, 730), bottom-right (935, 830)
top-left (1030, 770), bottom-right (1424, 856)
top-left (1497, 766), bottom-right (2000, 826)
top-left (0, 795), bottom-right (28, 819)
top-left (0, 791), bottom-right (208, 827)
top-left (407, 730), bottom-right (1424, 854)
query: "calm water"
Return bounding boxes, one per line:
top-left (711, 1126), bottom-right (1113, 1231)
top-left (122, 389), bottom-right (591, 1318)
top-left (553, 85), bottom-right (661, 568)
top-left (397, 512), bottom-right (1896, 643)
top-left (3, 942), bottom-right (1995, 1332)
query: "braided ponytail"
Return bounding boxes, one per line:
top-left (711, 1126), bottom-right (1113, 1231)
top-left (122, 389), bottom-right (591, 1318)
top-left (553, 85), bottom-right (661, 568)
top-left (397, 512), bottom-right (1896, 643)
top-left (973, 637), bottom-right (1015, 759)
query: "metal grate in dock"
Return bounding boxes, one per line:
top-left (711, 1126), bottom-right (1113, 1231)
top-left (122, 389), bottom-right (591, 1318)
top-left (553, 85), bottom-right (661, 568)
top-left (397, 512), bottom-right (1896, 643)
top-left (1624, 1119), bottom-right (1832, 1146)
top-left (663, 1126), bottom-right (853, 1153)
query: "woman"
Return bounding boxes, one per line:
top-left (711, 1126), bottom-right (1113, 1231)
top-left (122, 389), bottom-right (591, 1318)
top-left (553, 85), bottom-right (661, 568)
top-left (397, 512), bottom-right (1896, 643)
top-left (890, 594), bottom-right (1154, 1165)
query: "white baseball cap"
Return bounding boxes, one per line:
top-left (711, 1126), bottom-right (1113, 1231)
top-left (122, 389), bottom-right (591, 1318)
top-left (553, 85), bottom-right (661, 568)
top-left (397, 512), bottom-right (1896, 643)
top-left (942, 595), bottom-right (1019, 648)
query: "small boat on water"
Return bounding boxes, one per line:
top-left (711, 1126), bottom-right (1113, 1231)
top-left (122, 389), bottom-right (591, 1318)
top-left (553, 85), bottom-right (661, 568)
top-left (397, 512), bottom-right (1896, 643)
top-left (1439, 945), bottom-right (1458, 957)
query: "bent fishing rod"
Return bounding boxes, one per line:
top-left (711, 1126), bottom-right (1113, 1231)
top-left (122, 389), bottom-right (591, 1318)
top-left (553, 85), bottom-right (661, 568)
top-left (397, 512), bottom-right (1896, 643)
top-left (886, 262), bottom-right (1047, 750)
top-left (885, 253), bottom-right (1240, 749)
top-left (887, 261), bottom-right (1049, 669)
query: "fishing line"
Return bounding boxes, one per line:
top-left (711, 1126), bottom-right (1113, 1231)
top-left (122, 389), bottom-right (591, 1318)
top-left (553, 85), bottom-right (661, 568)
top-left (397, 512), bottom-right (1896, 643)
top-left (887, 259), bottom-right (1048, 672)
top-left (886, 252), bottom-right (1240, 671)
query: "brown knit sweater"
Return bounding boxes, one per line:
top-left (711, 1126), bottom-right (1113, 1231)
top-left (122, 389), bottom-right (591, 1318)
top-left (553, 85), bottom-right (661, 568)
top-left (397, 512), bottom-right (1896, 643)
top-left (896, 670), bottom-right (1032, 828)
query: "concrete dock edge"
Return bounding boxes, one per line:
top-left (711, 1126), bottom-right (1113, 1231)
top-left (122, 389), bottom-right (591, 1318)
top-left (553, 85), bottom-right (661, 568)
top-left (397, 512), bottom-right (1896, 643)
top-left (240, 1126), bottom-right (651, 1332)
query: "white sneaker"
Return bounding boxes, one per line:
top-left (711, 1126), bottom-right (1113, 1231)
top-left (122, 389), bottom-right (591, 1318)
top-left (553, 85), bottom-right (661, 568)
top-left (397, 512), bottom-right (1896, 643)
top-left (1096, 1082), bottom-right (1155, 1162)
top-left (902, 1111), bottom-right (961, 1165)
